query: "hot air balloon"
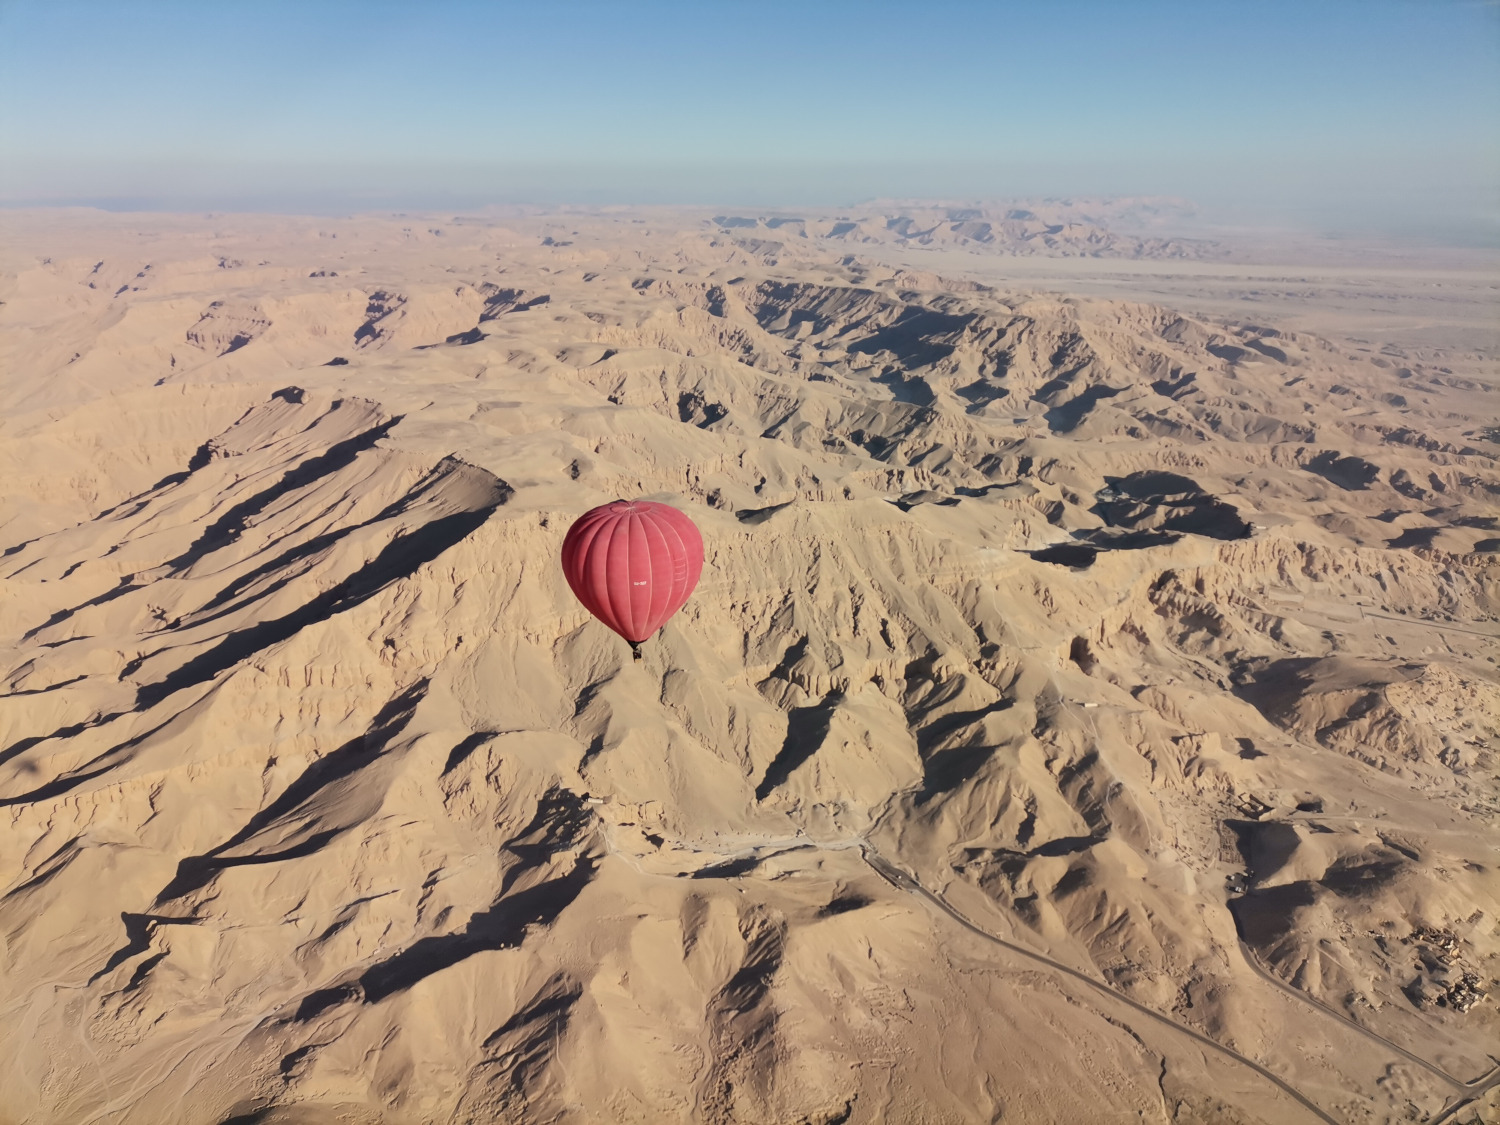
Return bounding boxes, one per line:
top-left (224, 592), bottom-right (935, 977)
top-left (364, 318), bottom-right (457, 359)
top-left (560, 500), bottom-right (704, 660)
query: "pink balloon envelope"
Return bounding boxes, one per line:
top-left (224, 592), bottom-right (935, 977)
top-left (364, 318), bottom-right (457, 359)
top-left (560, 500), bottom-right (704, 658)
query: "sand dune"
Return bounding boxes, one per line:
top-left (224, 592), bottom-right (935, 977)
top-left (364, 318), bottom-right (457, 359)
top-left (0, 206), bottom-right (1496, 1124)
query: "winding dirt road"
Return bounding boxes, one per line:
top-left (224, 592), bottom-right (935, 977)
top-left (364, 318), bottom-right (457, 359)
top-left (600, 812), bottom-right (1496, 1124)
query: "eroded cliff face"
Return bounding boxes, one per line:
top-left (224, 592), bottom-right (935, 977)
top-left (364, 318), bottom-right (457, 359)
top-left (0, 210), bottom-right (1496, 1125)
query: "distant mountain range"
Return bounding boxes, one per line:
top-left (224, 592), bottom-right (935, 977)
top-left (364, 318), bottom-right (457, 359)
top-left (710, 197), bottom-right (1221, 259)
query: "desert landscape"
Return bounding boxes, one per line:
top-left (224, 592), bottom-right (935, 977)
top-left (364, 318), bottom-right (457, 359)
top-left (0, 201), bottom-right (1497, 1124)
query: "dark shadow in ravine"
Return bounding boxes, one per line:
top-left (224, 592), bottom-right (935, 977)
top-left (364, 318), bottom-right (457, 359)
top-left (163, 409), bottom-right (403, 574)
top-left (133, 499), bottom-right (502, 711)
top-left (848, 306), bottom-right (977, 369)
top-left (1043, 384), bottom-right (1123, 433)
top-left (148, 681), bottom-right (428, 904)
top-left (294, 856), bottom-right (598, 1016)
top-left (755, 691), bottom-right (843, 801)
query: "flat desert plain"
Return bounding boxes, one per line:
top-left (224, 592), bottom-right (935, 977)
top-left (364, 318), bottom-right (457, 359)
top-left (0, 204), bottom-right (1497, 1124)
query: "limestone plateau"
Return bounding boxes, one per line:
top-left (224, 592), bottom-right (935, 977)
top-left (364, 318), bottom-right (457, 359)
top-left (0, 206), bottom-right (1496, 1125)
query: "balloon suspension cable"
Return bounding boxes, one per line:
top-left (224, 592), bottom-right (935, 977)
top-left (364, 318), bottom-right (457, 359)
top-left (629, 640), bottom-right (644, 662)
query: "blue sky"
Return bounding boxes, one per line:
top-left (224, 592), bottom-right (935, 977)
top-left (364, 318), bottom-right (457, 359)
top-left (0, 0), bottom-right (1495, 233)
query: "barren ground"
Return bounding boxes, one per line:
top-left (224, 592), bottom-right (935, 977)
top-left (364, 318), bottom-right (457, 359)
top-left (0, 205), bottom-right (1496, 1124)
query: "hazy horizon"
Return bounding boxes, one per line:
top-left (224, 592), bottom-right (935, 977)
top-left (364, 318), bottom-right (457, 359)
top-left (2, 0), bottom-right (1497, 242)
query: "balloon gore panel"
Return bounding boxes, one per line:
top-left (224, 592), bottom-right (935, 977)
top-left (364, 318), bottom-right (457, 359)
top-left (560, 500), bottom-right (704, 643)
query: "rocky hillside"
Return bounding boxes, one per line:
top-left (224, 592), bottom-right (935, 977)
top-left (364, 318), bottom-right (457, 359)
top-left (0, 208), bottom-right (1496, 1125)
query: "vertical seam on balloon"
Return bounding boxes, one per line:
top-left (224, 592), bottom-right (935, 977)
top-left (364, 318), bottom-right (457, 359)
top-left (656, 514), bottom-right (690, 612)
top-left (605, 514), bottom-right (630, 638)
top-left (563, 515), bottom-right (600, 600)
top-left (672, 511), bottom-right (703, 597)
top-left (571, 515), bottom-right (610, 619)
top-left (561, 521), bottom-right (583, 593)
top-left (640, 513), bottom-right (672, 633)
top-left (634, 511), bottom-right (651, 640)
top-left (616, 512), bottom-right (637, 640)
top-left (613, 512), bottom-right (630, 639)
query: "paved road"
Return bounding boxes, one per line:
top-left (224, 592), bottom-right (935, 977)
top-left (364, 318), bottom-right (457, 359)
top-left (600, 817), bottom-right (1498, 1123)
top-left (865, 847), bottom-right (1500, 1124)
top-left (1358, 609), bottom-right (1498, 641)
top-left (1234, 938), bottom-right (1499, 1093)
top-left (857, 846), bottom-right (1342, 1125)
